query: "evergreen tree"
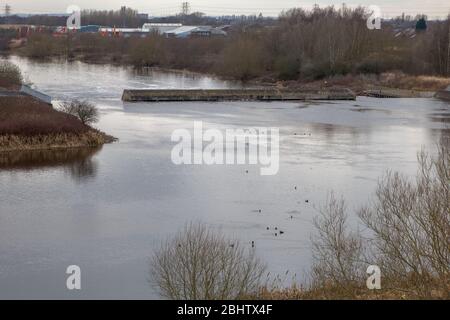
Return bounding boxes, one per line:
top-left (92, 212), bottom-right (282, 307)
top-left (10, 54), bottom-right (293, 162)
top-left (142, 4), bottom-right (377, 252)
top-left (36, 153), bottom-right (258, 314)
top-left (416, 17), bottom-right (427, 31)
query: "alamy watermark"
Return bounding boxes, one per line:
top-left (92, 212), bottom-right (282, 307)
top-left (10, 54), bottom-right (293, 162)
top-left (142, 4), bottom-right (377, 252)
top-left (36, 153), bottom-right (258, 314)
top-left (65, 4), bottom-right (381, 32)
top-left (366, 5), bottom-right (382, 30)
top-left (66, 265), bottom-right (81, 290)
top-left (366, 265), bottom-right (382, 290)
top-left (66, 5), bottom-right (81, 29)
top-left (171, 122), bottom-right (279, 176)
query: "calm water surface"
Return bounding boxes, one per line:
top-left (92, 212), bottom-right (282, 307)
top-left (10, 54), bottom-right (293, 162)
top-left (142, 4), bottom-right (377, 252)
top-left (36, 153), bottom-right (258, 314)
top-left (0, 56), bottom-right (449, 299)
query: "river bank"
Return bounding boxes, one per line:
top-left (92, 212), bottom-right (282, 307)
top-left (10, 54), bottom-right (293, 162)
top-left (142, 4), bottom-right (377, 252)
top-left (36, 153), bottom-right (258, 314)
top-left (11, 50), bottom-right (450, 98)
top-left (0, 94), bottom-right (115, 153)
top-left (275, 72), bottom-right (449, 98)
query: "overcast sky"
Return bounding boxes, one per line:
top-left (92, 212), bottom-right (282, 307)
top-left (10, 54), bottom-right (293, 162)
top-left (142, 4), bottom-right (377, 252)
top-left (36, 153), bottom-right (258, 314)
top-left (4, 0), bottom-right (450, 18)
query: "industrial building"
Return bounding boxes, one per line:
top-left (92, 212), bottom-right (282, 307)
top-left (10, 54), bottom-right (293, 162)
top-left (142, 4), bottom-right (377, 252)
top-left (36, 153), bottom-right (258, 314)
top-left (142, 23), bottom-right (183, 34)
top-left (93, 23), bottom-right (227, 38)
top-left (166, 26), bottom-right (227, 38)
top-left (2, 22), bottom-right (228, 39)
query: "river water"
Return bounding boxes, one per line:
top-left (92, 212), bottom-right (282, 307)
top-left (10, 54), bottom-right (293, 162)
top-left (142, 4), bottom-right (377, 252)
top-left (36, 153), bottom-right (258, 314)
top-left (0, 56), bottom-right (449, 299)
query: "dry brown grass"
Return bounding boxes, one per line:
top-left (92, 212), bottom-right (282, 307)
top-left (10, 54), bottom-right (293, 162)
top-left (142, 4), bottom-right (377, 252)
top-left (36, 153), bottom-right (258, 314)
top-left (0, 131), bottom-right (112, 152)
top-left (0, 96), bottom-right (114, 151)
top-left (254, 283), bottom-right (449, 300)
top-left (284, 72), bottom-right (450, 95)
top-left (0, 96), bottom-right (89, 135)
top-left (379, 72), bottom-right (450, 91)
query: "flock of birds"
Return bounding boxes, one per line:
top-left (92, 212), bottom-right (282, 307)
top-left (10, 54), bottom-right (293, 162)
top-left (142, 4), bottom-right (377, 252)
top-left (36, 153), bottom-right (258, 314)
top-left (240, 130), bottom-right (313, 249)
top-left (228, 184), bottom-right (311, 250)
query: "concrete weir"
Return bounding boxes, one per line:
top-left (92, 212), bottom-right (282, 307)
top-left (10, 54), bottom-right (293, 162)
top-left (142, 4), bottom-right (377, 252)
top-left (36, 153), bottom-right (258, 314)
top-left (121, 88), bottom-right (356, 102)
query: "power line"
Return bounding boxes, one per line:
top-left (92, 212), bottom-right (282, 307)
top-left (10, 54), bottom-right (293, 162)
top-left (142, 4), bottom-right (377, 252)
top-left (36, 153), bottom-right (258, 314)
top-left (181, 2), bottom-right (190, 15)
top-left (4, 3), bottom-right (11, 16)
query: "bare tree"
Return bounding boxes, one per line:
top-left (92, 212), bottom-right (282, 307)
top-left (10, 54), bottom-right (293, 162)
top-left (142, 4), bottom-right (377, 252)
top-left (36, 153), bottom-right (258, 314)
top-left (310, 193), bottom-right (365, 298)
top-left (358, 138), bottom-right (449, 298)
top-left (150, 222), bottom-right (267, 300)
top-left (309, 138), bottom-right (449, 299)
top-left (59, 100), bottom-right (99, 126)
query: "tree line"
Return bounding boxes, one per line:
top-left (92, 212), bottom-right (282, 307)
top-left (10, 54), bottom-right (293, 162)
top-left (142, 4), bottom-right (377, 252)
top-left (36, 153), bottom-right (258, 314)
top-left (10, 6), bottom-right (450, 80)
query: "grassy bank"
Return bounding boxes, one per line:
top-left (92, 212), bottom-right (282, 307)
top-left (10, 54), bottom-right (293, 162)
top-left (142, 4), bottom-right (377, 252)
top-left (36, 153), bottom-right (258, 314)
top-left (279, 72), bottom-right (450, 96)
top-left (253, 283), bottom-right (449, 300)
top-left (0, 95), bottom-right (114, 152)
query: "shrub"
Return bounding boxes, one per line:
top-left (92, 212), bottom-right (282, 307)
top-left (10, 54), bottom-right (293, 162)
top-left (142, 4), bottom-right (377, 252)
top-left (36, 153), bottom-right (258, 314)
top-left (310, 139), bottom-right (450, 299)
top-left (274, 55), bottom-right (301, 80)
top-left (310, 193), bottom-right (365, 298)
top-left (59, 100), bottom-right (99, 126)
top-left (0, 61), bottom-right (23, 88)
top-left (0, 29), bottom-right (16, 51)
top-left (129, 35), bottom-right (166, 67)
top-left (0, 96), bottom-right (90, 136)
top-left (358, 138), bottom-right (449, 298)
top-left (150, 222), bottom-right (267, 300)
top-left (220, 36), bottom-right (268, 80)
top-left (23, 33), bottom-right (57, 58)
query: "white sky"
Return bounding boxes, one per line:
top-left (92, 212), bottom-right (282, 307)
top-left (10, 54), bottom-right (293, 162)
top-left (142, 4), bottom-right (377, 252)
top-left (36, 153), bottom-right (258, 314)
top-left (3, 0), bottom-right (450, 18)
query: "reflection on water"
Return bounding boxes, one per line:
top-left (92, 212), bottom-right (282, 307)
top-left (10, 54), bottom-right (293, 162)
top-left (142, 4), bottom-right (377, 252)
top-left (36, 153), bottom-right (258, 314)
top-left (429, 112), bottom-right (450, 124)
top-left (0, 146), bottom-right (102, 181)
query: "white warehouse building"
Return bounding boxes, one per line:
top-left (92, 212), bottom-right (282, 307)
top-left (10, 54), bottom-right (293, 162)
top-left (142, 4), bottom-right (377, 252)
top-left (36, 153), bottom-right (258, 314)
top-left (142, 23), bottom-right (227, 38)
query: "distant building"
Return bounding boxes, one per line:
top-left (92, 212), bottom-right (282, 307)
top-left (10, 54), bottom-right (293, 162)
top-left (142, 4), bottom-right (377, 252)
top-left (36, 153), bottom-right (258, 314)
top-left (164, 25), bottom-right (227, 38)
top-left (49, 22), bottom-right (227, 38)
top-left (138, 13), bottom-right (149, 21)
top-left (142, 23), bottom-right (182, 34)
top-left (164, 26), bottom-right (199, 38)
top-left (191, 26), bottom-right (227, 37)
top-left (217, 25), bottom-right (232, 32)
top-left (99, 27), bottom-right (149, 37)
top-left (393, 27), bottom-right (417, 39)
top-left (79, 25), bottom-right (101, 33)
